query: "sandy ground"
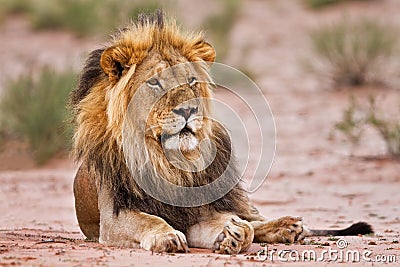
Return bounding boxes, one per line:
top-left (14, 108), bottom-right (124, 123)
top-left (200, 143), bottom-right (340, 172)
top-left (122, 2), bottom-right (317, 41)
top-left (1, 0), bottom-right (400, 266)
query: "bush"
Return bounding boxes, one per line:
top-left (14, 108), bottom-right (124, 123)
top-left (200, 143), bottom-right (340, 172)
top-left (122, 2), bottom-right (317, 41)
top-left (0, 0), bottom-right (164, 37)
top-left (0, 68), bottom-right (76, 164)
top-left (30, 0), bottom-right (102, 36)
top-left (0, 0), bottom-right (31, 15)
top-left (310, 18), bottom-right (396, 86)
top-left (335, 96), bottom-right (400, 158)
top-left (306, 0), bottom-right (340, 9)
top-left (367, 97), bottom-right (400, 157)
top-left (334, 96), bottom-right (364, 146)
top-left (0, 0), bottom-right (30, 22)
top-left (305, 0), bottom-right (373, 9)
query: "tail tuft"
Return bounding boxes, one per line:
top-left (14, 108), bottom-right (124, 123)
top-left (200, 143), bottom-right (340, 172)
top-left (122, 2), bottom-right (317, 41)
top-left (309, 222), bottom-right (374, 237)
top-left (336, 222), bottom-right (373, 236)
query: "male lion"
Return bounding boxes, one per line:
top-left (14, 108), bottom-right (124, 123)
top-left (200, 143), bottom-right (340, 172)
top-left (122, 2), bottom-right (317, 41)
top-left (71, 11), bottom-right (372, 254)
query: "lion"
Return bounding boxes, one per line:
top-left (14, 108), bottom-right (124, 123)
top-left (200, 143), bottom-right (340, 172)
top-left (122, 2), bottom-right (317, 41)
top-left (70, 11), bottom-right (372, 254)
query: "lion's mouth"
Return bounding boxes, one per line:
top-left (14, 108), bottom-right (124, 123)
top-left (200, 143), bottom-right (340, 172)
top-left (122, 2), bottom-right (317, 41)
top-left (160, 126), bottom-right (198, 151)
top-left (160, 126), bottom-right (194, 141)
top-left (179, 127), bottom-right (194, 137)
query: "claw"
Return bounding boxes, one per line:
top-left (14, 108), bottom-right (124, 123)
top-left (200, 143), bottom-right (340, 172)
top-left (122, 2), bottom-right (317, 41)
top-left (218, 233), bottom-right (225, 241)
top-left (231, 240), bottom-right (237, 248)
top-left (231, 218), bottom-right (242, 226)
top-left (234, 232), bottom-right (242, 240)
top-left (226, 228), bottom-right (244, 242)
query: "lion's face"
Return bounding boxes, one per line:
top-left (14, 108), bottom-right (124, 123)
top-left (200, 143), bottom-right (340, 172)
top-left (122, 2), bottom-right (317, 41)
top-left (100, 45), bottom-right (214, 153)
top-left (148, 85), bottom-right (205, 152)
top-left (133, 51), bottom-right (212, 152)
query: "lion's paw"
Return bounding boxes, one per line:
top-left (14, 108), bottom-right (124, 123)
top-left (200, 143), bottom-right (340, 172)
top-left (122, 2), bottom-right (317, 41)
top-left (213, 218), bottom-right (254, 255)
top-left (253, 216), bottom-right (306, 244)
top-left (140, 230), bottom-right (189, 253)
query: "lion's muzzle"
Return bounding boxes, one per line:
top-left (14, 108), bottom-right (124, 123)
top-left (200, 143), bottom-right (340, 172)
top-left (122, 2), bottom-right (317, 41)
top-left (160, 104), bottom-right (203, 151)
top-left (172, 107), bottom-right (198, 121)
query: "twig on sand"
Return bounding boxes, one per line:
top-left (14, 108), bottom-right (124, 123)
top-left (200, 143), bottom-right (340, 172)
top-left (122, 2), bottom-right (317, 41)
top-left (34, 238), bottom-right (67, 245)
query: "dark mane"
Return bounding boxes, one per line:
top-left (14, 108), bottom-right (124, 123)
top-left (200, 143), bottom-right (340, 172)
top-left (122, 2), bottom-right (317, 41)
top-left (70, 48), bottom-right (105, 107)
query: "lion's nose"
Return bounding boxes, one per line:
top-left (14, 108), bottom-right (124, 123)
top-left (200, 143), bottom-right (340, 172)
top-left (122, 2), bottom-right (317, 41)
top-left (172, 107), bottom-right (198, 121)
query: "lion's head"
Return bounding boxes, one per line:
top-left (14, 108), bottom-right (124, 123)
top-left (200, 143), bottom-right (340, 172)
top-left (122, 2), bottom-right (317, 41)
top-left (123, 55), bottom-right (214, 154)
top-left (71, 11), bottom-right (216, 161)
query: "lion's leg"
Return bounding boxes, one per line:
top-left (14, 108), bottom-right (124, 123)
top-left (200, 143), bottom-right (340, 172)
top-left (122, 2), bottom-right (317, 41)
top-left (251, 216), bottom-right (310, 243)
top-left (234, 200), bottom-right (309, 244)
top-left (97, 190), bottom-right (189, 252)
top-left (73, 165), bottom-right (100, 240)
top-left (186, 213), bottom-right (254, 255)
top-left (236, 203), bottom-right (267, 222)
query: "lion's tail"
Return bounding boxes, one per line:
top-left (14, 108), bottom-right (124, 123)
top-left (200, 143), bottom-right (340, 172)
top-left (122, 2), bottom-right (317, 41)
top-left (309, 222), bottom-right (373, 236)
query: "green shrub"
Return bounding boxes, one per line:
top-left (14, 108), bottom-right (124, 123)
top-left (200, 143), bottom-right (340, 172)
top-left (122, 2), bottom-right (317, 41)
top-left (0, 0), bottom-right (32, 15)
top-left (366, 97), bottom-right (400, 157)
top-left (30, 0), bottom-right (100, 36)
top-left (0, 68), bottom-right (76, 164)
top-left (306, 0), bottom-right (340, 9)
top-left (0, 0), bottom-right (30, 22)
top-left (334, 96), bottom-right (364, 146)
top-left (310, 18), bottom-right (396, 86)
top-left (305, 0), bottom-right (373, 9)
top-left (31, 0), bottom-right (164, 36)
top-left (335, 96), bottom-right (400, 158)
top-left (1, 0), bottom-right (164, 37)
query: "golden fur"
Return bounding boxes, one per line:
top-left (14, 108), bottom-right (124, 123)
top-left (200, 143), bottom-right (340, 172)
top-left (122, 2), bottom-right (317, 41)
top-left (71, 11), bottom-right (372, 254)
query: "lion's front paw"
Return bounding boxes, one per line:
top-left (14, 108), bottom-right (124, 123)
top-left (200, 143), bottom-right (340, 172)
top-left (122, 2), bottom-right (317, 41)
top-left (140, 230), bottom-right (189, 253)
top-left (252, 216), bottom-right (304, 244)
top-left (213, 218), bottom-right (254, 255)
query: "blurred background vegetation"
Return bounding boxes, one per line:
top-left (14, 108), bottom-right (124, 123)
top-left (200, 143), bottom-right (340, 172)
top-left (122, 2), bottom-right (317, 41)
top-left (0, 68), bottom-right (75, 163)
top-left (0, 0), bottom-right (398, 164)
top-left (309, 18), bottom-right (397, 86)
top-left (335, 96), bottom-right (400, 158)
top-left (304, 0), bottom-right (373, 9)
top-left (0, 0), bottom-right (163, 36)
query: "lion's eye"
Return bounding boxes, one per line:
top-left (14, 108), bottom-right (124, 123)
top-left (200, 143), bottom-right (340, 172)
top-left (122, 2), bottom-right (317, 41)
top-left (147, 78), bottom-right (160, 87)
top-left (188, 76), bottom-right (197, 86)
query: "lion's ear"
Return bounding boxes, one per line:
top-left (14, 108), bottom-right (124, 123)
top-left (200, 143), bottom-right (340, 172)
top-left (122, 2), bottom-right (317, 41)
top-left (100, 45), bottom-right (131, 83)
top-left (193, 41), bottom-right (216, 63)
